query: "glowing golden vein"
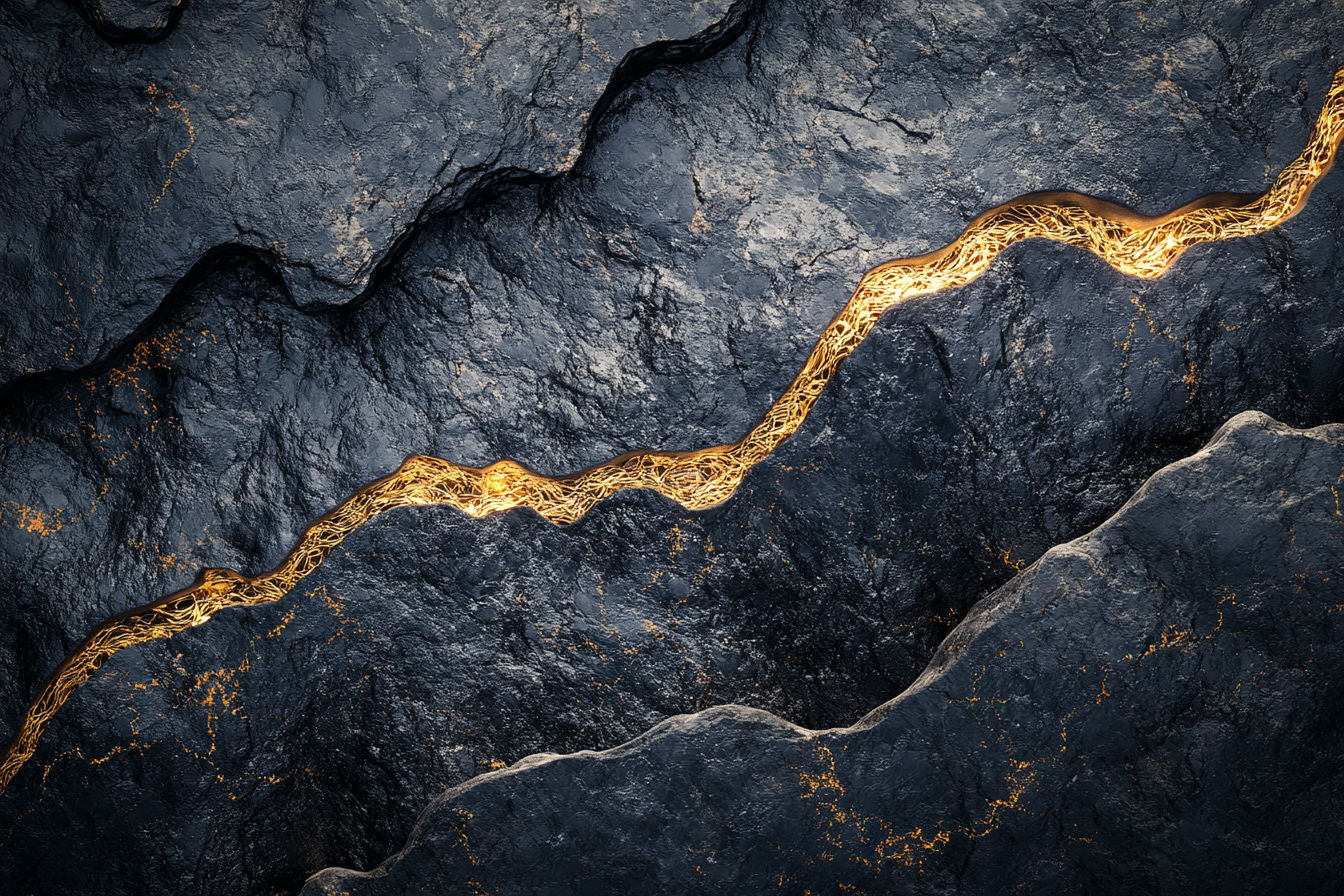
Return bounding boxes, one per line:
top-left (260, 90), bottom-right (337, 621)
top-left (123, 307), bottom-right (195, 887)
top-left (2, 65), bottom-right (1343, 797)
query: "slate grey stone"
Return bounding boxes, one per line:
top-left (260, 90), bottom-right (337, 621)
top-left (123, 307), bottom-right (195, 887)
top-left (302, 412), bottom-right (1344, 894)
top-left (1, 0), bottom-right (1343, 894)
top-left (0, 0), bottom-right (749, 393)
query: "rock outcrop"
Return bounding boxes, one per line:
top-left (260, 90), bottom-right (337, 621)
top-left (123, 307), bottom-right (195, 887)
top-left (2, 1), bottom-right (1343, 893)
top-left (0, 0), bottom-right (750, 392)
top-left (305, 412), bottom-right (1344, 894)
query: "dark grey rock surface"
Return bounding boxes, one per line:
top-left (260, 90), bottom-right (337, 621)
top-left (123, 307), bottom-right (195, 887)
top-left (0, 0), bottom-right (748, 392)
top-left (303, 411), bottom-right (1344, 895)
top-left (1, 0), bottom-right (1343, 893)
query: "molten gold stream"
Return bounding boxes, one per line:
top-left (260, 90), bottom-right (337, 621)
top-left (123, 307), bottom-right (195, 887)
top-left (3, 66), bottom-right (1344, 796)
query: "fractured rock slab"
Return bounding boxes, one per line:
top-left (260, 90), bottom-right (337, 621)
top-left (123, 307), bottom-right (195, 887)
top-left (304, 411), bottom-right (1344, 895)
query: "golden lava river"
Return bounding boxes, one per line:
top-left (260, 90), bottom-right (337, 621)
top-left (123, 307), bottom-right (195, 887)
top-left (3, 64), bottom-right (1343, 796)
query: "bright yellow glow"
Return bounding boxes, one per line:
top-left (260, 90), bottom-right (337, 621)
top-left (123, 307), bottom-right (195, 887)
top-left (2, 65), bottom-right (1342, 797)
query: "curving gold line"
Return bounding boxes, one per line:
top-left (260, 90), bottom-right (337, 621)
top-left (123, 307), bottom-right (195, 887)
top-left (144, 83), bottom-right (196, 216)
top-left (3, 65), bottom-right (1343, 797)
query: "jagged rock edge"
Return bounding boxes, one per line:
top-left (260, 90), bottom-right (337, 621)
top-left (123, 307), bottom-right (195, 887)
top-left (0, 0), bottom-right (761, 407)
top-left (304, 409), bottom-right (1323, 890)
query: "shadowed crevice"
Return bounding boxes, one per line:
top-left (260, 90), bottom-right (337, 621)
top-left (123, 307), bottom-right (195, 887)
top-left (64, 0), bottom-right (189, 45)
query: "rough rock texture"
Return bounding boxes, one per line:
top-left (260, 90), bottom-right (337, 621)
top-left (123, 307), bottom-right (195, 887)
top-left (0, 0), bottom-right (748, 391)
top-left (2, 0), bottom-right (1343, 894)
top-left (303, 411), bottom-right (1344, 895)
top-left (65, 0), bottom-right (186, 44)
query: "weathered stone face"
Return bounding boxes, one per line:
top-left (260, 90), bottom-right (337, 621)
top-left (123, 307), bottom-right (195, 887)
top-left (304, 412), bottom-right (1344, 896)
top-left (2, 1), bottom-right (1343, 894)
top-left (0, 0), bottom-right (749, 391)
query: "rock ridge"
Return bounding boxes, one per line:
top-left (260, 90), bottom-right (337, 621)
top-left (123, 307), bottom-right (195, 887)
top-left (0, 0), bottom-right (754, 396)
top-left (303, 411), bottom-right (1344, 895)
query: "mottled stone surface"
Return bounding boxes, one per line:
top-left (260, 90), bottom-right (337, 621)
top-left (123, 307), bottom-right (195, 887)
top-left (0, 0), bottom-right (747, 391)
top-left (2, 0), bottom-right (1343, 894)
top-left (304, 412), bottom-right (1344, 895)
